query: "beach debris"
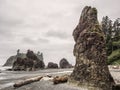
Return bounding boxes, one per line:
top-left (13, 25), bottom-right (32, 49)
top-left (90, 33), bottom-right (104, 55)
top-left (41, 76), bottom-right (53, 81)
top-left (53, 76), bottom-right (68, 84)
top-left (13, 76), bottom-right (43, 88)
top-left (112, 65), bottom-right (119, 69)
top-left (46, 74), bottom-right (52, 78)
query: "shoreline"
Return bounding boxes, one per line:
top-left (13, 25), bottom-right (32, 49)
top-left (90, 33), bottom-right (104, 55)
top-left (0, 68), bottom-right (74, 90)
top-left (0, 67), bottom-right (120, 90)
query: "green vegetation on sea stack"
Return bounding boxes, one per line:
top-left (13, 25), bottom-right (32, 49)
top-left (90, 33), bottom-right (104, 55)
top-left (102, 16), bottom-right (120, 65)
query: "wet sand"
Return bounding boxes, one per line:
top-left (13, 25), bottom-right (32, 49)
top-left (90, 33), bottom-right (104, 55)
top-left (0, 68), bottom-right (74, 90)
top-left (0, 68), bottom-right (120, 90)
top-left (1, 81), bottom-right (82, 90)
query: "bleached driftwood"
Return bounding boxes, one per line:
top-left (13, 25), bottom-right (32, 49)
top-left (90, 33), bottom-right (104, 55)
top-left (13, 76), bottom-right (43, 88)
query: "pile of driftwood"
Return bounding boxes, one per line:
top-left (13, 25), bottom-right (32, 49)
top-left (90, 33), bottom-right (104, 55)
top-left (13, 75), bottom-right (68, 88)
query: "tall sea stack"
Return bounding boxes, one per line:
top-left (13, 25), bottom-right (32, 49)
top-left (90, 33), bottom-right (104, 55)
top-left (70, 6), bottom-right (114, 90)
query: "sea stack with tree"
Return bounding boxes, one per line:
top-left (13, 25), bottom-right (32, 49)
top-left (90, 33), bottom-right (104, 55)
top-left (12, 50), bottom-right (45, 71)
top-left (70, 6), bottom-right (115, 90)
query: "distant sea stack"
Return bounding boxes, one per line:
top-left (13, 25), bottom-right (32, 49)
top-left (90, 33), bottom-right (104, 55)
top-left (3, 53), bottom-right (26, 66)
top-left (70, 6), bottom-right (115, 90)
top-left (47, 62), bottom-right (58, 69)
top-left (59, 58), bottom-right (72, 68)
top-left (4, 55), bottom-right (17, 66)
top-left (3, 50), bottom-right (44, 70)
top-left (12, 50), bottom-right (45, 71)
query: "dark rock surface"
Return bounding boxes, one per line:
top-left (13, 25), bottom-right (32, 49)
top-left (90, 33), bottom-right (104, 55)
top-left (12, 50), bottom-right (45, 71)
top-left (47, 62), bottom-right (58, 69)
top-left (26, 50), bottom-right (39, 60)
top-left (3, 53), bottom-right (26, 66)
top-left (3, 56), bottom-right (17, 66)
top-left (3, 50), bottom-right (43, 66)
top-left (70, 6), bottom-right (115, 90)
top-left (59, 58), bottom-right (72, 68)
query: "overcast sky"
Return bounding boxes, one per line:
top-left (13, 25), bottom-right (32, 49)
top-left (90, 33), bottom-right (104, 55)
top-left (0, 0), bottom-right (119, 66)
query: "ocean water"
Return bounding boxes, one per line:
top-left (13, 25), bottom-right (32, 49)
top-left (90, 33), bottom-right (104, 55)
top-left (0, 66), bottom-right (12, 71)
top-left (0, 66), bottom-right (12, 80)
top-left (0, 66), bottom-right (73, 89)
top-left (0, 66), bottom-right (120, 89)
top-left (0, 66), bottom-right (14, 89)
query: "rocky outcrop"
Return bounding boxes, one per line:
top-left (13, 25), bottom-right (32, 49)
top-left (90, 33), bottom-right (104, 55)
top-left (47, 62), bottom-right (58, 69)
top-left (59, 58), bottom-right (72, 68)
top-left (3, 53), bottom-right (26, 66)
top-left (3, 56), bottom-right (17, 66)
top-left (12, 50), bottom-right (45, 71)
top-left (70, 6), bottom-right (115, 90)
top-left (3, 50), bottom-right (43, 66)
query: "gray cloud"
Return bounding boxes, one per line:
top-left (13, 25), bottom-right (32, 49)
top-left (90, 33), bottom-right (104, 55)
top-left (45, 30), bottom-right (70, 39)
top-left (0, 29), bottom-right (11, 36)
top-left (38, 38), bottom-right (49, 43)
top-left (22, 37), bottom-right (36, 44)
top-left (0, 17), bottom-right (23, 27)
top-left (0, 0), bottom-right (119, 65)
top-left (22, 37), bottom-right (49, 44)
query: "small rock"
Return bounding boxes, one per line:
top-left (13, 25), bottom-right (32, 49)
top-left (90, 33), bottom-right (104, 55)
top-left (59, 58), bottom-right (72, 68)
top-left (47, 62), bottom-right (58, 69)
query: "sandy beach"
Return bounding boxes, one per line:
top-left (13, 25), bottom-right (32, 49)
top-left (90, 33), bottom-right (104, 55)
top-left (0, 68), bottom-right (75, 90)
top-left (0, 67), bottom-right (120, 90)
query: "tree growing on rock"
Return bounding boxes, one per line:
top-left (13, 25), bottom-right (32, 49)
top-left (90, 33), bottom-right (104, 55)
top-left (101, 17), bottom-right (120, 65)
top-left (102, 16), bottom-right (113, 55)
top-left (12, 50), bottom-right (45, 71)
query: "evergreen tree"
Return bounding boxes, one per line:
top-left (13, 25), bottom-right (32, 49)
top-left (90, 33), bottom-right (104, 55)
top-left (113, 18), bottom-right (120, 41)
top-left (101, 16), bottom-right (113, 55)
top-left (102, 17), bottom-right (120, 65)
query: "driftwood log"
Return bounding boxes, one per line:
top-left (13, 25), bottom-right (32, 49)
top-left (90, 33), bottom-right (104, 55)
top-left (13, 76), bottom-right (43, 88)
top-left (53, 76), bottom-right (68, 84)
